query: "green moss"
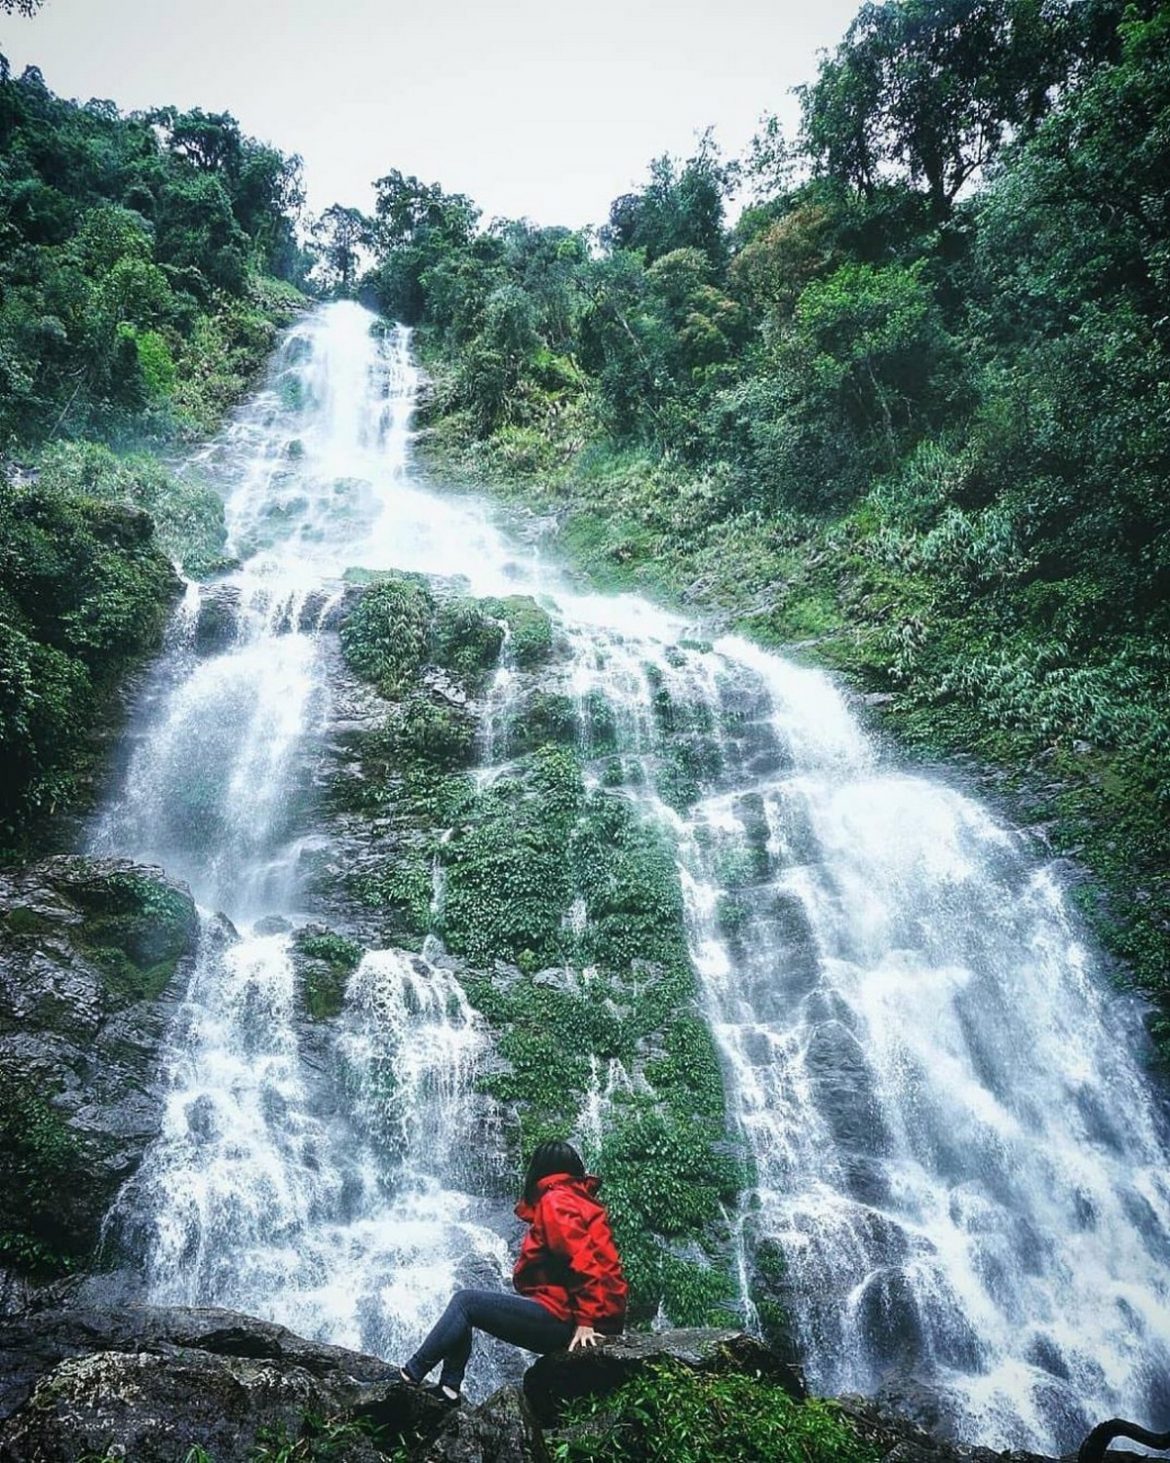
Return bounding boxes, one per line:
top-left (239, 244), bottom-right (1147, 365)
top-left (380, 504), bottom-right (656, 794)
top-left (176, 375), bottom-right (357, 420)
top-left (55, 868), bottom-right (196, 1005)
top-left (0, 1066), bottom-right (84, 1277)
top-left (550, 1358), bottom-right (878, 1463)
top-left (1, 905), bottom-right (51, 936)
top-left (301, 965), bottom-right (350, 1022)
top-left (293, 931), bottom-right (363, 1022)
top-left (481, 594), bottom-right (555, 667)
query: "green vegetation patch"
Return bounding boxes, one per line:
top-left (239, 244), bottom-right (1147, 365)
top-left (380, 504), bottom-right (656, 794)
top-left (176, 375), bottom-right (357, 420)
top-left (49, 866), bottom-right (197, 1004)
top-left (440, 746), bottom-right (581, 970)
top-left (0, 1065), bottom-right (85, 1277)
top-left (1, 472), bottom-right (182, 840)
top-left (292, 928), bottom-right (364, 1022)
top-left (480, 594), bottom-right (555, 668)
top-left (340, 573), bottom-right (436, 692)
top-left (349, 853), bottom-right (433, 943)
top-left (431, 596), bottom-right (506, 687)
top-left (550, 1358), bottom-right (878, 1463)
top-left (37, 441), bottom-right (229, 577)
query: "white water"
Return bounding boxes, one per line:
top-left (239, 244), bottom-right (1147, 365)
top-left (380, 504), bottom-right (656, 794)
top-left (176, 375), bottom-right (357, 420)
top-left (93, 302), bottom-right (1170, 1444)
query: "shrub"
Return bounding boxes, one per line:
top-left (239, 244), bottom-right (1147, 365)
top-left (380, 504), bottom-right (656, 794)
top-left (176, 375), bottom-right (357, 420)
top-left (340, 574), bottom-right (435, 691)
top-left (550, 1359), bottom-right (878, 1463)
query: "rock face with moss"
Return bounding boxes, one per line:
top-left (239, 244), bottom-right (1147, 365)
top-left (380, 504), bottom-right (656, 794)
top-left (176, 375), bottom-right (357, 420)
top-left (0, 1309), bottom-right (1062, 1463)
top-left (300, 574), bottom-right (742, 1328)
top-left (0, 857), bottom-right (199, 1281)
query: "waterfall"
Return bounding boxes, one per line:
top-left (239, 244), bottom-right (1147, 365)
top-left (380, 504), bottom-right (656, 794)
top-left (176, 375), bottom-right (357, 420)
top-left (92, 302), bottom-right (1170, 1445)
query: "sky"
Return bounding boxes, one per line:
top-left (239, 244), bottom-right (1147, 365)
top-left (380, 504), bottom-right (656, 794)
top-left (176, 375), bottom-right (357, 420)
top-left (3, 0), bottom-right (860, 230)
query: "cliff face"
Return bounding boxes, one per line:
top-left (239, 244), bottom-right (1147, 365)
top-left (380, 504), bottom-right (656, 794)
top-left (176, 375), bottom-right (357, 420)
top-left (0, 857), bottom-right (199, 1289)
top-left (0, 1309), bottom-right (1059, 1463)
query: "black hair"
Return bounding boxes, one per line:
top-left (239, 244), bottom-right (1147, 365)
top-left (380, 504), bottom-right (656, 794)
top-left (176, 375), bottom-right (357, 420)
top-left (523, 1140), bottom-right (585, 1206)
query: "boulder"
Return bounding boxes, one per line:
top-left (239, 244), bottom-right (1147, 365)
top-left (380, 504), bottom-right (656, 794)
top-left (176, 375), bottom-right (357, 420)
top-left (0, 1305), bottom-right (446, 1462)
top-left (422, 1385), bottom-right (545, 1463)
top-left (0, 858), bottom-right (199, 1281)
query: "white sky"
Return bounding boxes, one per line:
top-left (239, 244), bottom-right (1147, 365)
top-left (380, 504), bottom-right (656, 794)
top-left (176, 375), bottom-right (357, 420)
top-left (3, 0), bottom-right (858, 230)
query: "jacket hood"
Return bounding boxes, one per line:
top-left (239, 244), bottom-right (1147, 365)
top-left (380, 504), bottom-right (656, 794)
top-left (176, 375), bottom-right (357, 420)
top-left (515, 1170), bottom-right (601, 1221)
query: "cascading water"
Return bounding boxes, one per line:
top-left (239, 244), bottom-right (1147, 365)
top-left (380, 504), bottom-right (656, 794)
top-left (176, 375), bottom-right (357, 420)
top-left (92, 301), bottom-right (1170, 1446)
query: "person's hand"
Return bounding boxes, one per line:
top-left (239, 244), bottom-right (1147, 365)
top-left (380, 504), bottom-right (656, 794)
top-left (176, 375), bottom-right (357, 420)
top-left (569, 1324), bottom-right (599, 1351)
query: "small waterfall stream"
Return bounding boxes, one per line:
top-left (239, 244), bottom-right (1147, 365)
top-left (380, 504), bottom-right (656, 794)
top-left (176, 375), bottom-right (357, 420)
top-left (90, 302), bottom-right (1170, 1448)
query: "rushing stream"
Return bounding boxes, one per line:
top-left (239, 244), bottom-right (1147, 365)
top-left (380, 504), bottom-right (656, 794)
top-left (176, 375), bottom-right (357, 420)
top-left (91, 302), bottom-right (1170, 1451)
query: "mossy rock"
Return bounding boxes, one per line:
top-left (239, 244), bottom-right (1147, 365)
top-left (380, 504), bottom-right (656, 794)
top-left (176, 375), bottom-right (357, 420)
top-left (481, 594), bottom-right (556, 668)
top-left (291, 926), bottom-right (364, 1022)
top-left (431, 597), bottom-right (505, 688)
top-left (340, 573), bottom-right (436, 692)
top-left (42, 857), bottom-right (198, 1006)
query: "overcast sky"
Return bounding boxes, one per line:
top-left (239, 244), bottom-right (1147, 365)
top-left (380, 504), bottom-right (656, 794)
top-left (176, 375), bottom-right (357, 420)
top-left (3, 0), bottom-right (859, 229)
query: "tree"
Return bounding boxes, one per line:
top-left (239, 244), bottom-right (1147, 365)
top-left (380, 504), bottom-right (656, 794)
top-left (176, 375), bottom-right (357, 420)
top-left (312, 204), bottom-right (372, 292)
top-left (798, 0), bottom-right (1080, 219)
top-left (604, 133), bottom-right (738, 270)
top-left (372, 170), bottom-right (479, 251)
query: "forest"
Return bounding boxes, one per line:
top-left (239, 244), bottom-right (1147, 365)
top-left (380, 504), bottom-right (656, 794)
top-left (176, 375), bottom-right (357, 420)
top-left (0, 55), bottom-right (309, 831)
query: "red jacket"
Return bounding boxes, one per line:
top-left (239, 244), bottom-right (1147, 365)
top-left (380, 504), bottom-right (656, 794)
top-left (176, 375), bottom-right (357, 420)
top-left (513, 1172), bottom-right (628, 1332)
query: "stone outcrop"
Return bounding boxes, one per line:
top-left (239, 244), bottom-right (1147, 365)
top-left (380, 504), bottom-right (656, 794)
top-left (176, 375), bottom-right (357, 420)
top-left (0, 1311), bottom-right (1081, 1463)
top-left (0, 857), bottom-right (199, 1283)
top-left (0, 1305), bottom-right (444, 1462)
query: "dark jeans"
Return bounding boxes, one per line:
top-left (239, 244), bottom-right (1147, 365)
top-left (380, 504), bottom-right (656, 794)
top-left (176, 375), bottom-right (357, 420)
top-left (405, 1287), bottom-right (575, 1391)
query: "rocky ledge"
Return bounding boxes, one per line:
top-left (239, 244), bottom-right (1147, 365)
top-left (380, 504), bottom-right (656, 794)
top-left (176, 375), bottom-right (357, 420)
top-left (0, 1306), bottom-right (1087, 1463)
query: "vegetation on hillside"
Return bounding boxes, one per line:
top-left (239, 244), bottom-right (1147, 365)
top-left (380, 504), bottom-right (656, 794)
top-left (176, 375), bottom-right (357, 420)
top-left (343, 0), bottom-right (1170, 1051)
top-left (0, 59), bottom-right (309, 845)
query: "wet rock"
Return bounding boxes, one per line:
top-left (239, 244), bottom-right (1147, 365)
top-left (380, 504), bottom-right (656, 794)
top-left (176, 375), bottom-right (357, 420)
top-left (253, 913), bottom-right (294, 936)
top-left (0, 1305), bottom-right (447, 1462)
top-left (0, 1311), bottom-right (1074, 1462)
top-left (193, 583), bottom-right (241, 652)
top-left (834, 1394), bottom-right (1056, 1463)
top-left (423, 1384), bottom-right (544, 1462)
top-left (424, 666), bottom-right (470, 706)
top-left (0, 858), bottom-right (199, 1280)
top-left (523, 1326), bottom-right (805, 1427)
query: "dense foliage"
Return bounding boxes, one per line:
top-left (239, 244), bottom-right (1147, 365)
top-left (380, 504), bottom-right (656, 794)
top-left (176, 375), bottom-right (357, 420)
top-left (0, 60), bottom-right (310, 844)
top-left (0, 58), bottom-right (309, 445)
top-left (362, 0), bottom-right (1170, 1044)
top-left (550, 1359), bottom-right (878, 1463)
top-left (0, 472), bottom-right (179, 838)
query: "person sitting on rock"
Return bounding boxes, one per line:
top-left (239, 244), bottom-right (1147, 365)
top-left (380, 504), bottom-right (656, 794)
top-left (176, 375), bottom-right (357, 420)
top-left (399, 1140), bottom-right (628, 1404)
